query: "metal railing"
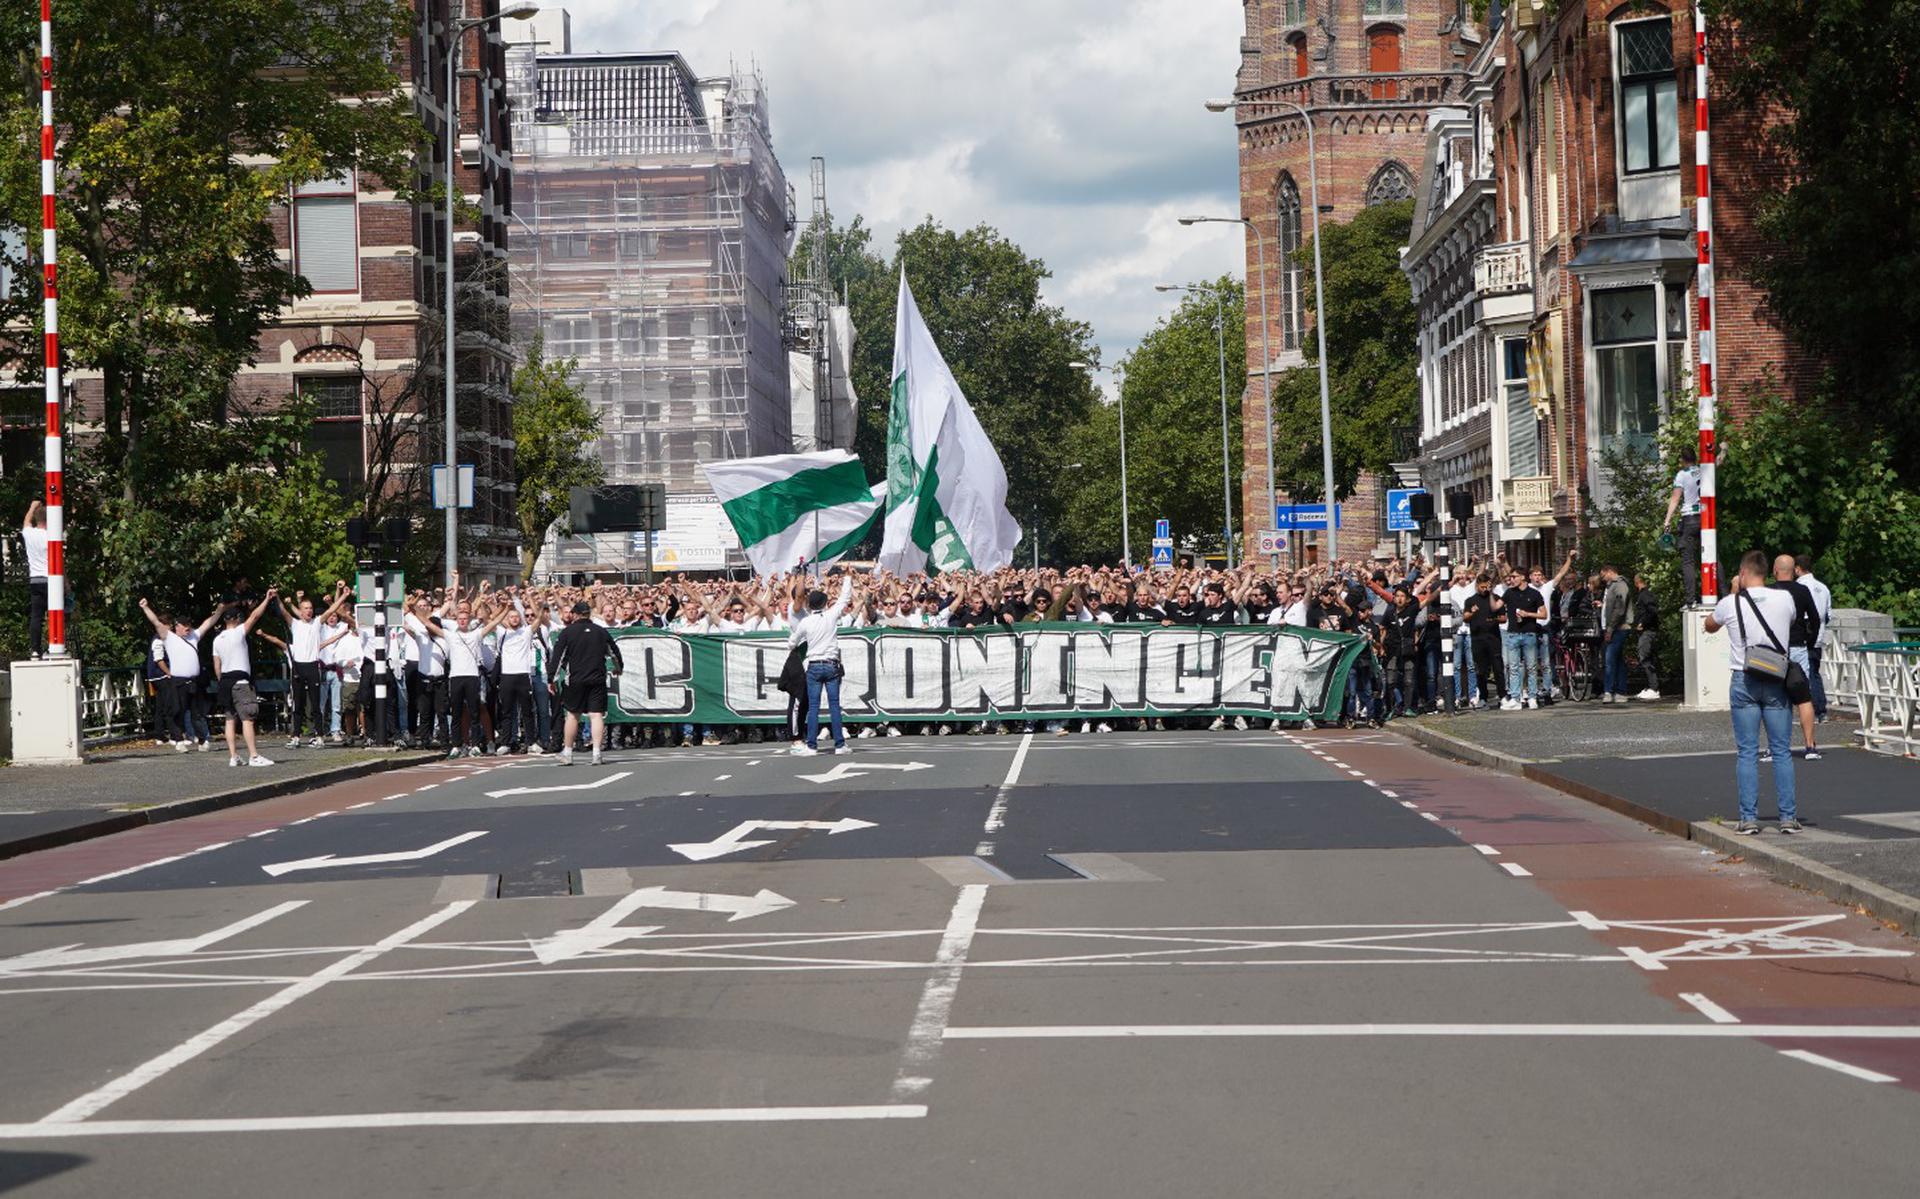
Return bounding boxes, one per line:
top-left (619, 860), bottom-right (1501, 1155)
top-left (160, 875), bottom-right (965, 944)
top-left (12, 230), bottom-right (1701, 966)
top-left (82, 667), bottom-right (152, 744)
top-left (1844, 640), bottom-right (1920, 758)
top-left (1239, 72), bottom-right (1462, 112)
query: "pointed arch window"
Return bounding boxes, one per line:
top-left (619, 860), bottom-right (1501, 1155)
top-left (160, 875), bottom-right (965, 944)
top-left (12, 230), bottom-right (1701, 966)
top-left (1276, 174), bottom-right (1304, 351)
top-left (1366, 161), bottom-right (1415, 206)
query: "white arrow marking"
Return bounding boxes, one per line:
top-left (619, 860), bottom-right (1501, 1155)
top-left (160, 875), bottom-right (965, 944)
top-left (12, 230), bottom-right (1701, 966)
top-left (668, 818), bottom-right (876, 862)
top-left (795, 761), bottom-right (935, 784)
top-left (261, 831), bottom-right (488, 877)
top-left (0, 901), bottom-right (308, 974)
top-left (529, 885), bottom-right (796, 964)
top-left (485, 771), bottom-right (631, 800)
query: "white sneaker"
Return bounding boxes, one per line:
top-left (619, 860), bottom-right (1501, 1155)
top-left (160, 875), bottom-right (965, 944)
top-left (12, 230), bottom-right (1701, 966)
top-left (590, 753), bottom-right (603, 767)
top-left (887, 726), bottom-right (904, 737)
top-left (1300, 718), bottom-right (1317, 731)
top-left (1524, 696), bottom-right (1537, 711)
top-left (1233, 716), bottom-right (1249, 731)
top-left (196, 740), bottom-right (211, 752)
top-left (1600, 693), bottom-right (1615, 705)
top-left (174, 740), bottom-right (191, 753)
top-left (329, 732), bottom-right (346, 744)
top-left (558, 748), bottom-right (574, 766)
top-left (494, 745), bottom-right (512, 756)
top-left (229, 756), bottom-right (241, 768)
top-left (1500, 698), bottom-right (1520, 711)
top-left (286, 737), bottom-right (300, 749)
top-left (858, 727), bottom-right (877, 739)
top-left (1636, 689), bottom-right (1661, 701)
top-left (528, 743), bottom-right (545, 755)
top-left (447, 747), bottom-right (462, 760)
top-left (833, 745), bottom-right (853, 755)
top-left (247, 755), bottom-right (274, 767)
top-left (1097, 722), bottom-right (1113, 734)
top-left (792, 746), bottom-right (818, 756)
top-left (1208, 717), bottom-right (1226, 731)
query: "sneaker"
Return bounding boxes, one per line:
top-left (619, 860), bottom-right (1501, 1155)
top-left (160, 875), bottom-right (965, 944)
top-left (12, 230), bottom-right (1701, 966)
top-left (1054, 726), bottom-right (1070, 737)
top-left (1524, 696), bottom-right (1537, 711)
top-left (447, 747), bottom-right (462, 760)
top-left (1500, 698), bottom-right (1520, 712)
top-left (229, 756), bottom-right (241, 768)
top-left (1636, 689), bottom-right (1660, 701)
top-left (1759, 749), bottom-right (1773, 763)
top-left (792, 746), bottom-right (818, 756)
top-left (1600, 693), bottom-right (1615, 705)
top-left (528, 743), bottom-right (545, 756)
top-left (246, 755), bottom-right (274, 767)
top-left (196, 740), bottom-right (211, 752)
top-left (833, 744), bottom-right (852, 755)
top-left (494, 745), bottom-right (512, 756)
top-left (1097, 723), bottom-right (1113, 734)
top-left (858, 727), bottom-right (877, 739)
top-left (590, 753), bottom-right (603, 767)
top-left (286, 736), bottom-right (301, 749)
top-left (174, 739), bottom-right (191, 753)
top-left (1233, 716), bottom-right (1250, 731)
top-left (887, 726), bottom-right (904, 737)
top-left (1778, 818), bottom-right (1804, 834)
top-left (558, 748), bottom-right (574, 766)
top-left (702, 735), bottom-right (721, 747)
top-left (1803, 748), bottom-right (1823, 761)
top-left (1208, 717), bottom-right (1226, 731)
top-left (1300, 718), bottom-right (1316, 731)
top-left (791, 740), bottom-right (807, 751)
top-left (1735, 820), bottom-right (1761, 835)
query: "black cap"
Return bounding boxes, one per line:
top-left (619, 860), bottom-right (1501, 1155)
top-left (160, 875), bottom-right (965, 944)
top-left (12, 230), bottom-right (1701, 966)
top-left (571, 600), bottom-right (592, 616)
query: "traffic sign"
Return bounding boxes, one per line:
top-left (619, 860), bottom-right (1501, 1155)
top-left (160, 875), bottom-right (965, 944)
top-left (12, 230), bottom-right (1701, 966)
top-left (1256, 530), bottom-right (1285, 556)
top-left (1154, 518), bottom-right (1170, 540)
top-left (1273, 504), bottom-right (1341, 530)
top-left (1150, 542), bottom-right (1174, 570)
top-left (1387, 489), bottom-right (1428, 533)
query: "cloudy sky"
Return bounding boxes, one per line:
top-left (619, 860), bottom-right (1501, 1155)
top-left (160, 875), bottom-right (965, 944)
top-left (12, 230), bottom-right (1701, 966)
top-left (553, 0), bottom-right (1247, 389)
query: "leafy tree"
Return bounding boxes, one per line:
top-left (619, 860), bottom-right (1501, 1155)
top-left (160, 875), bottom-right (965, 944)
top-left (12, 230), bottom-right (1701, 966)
top-left (1708, 0), bottom-right (1920, 473)
top-left (511, 337), bottom-right (603, 581)
top-left (1266, 200), bottom-right (1418, 500)
top-left (1058, 279), bottom-right (1245, 563)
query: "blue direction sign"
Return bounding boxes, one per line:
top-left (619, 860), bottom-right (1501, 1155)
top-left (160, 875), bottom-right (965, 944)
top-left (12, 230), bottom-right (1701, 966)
top-left (1387, 488), bottom-right (1427, 533)
top-left (1273, 504), bottom-right (1342, 531)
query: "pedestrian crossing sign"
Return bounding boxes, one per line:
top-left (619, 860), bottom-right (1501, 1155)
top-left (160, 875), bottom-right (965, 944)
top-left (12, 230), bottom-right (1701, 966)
top-left (1151, 543), bottom-right (1174, 570)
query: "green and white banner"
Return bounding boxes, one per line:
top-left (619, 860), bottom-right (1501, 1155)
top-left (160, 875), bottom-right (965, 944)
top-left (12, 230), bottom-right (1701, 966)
top-left (606, 624), bottom-right (1365, 725)
top-left (702, 450), bottom-right (883, 575)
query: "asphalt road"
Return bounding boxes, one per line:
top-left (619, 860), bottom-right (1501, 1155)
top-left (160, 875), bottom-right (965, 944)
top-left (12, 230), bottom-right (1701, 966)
top-left (2, 728), bottom-right (1917, 1197)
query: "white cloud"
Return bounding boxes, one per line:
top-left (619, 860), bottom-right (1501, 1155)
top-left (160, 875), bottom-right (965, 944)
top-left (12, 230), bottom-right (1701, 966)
top-left (555, 0), bottom-right (1246, 369)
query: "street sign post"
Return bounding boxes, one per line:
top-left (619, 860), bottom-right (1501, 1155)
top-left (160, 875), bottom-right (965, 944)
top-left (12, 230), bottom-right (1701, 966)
top-left (1154, 518), bottom-right (1170, 540)
top-left (1256, 529), bottom-right (1285, 557)
top-left (1273, 504), bottom-right (1342, 531)
top-left (1387, 489), bottom-right (1427, 533)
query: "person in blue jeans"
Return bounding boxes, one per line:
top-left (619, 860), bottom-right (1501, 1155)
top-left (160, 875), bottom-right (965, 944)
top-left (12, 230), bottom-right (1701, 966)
top-left (1599, 564), bottom-right (1633, 702)
top-left (1707, 551), bottom-right (1800, 834)
top-left (790, 575), bottom-right (853, 755)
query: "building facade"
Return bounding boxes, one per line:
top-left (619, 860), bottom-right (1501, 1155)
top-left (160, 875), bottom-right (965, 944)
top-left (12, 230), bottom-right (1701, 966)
top-left (506, 35), bottom-right (795, 575)
top-left (1399, 0), bottom-right (1816, 568)
top-left (1230, 0), bottom-right (1475, 561)
top-left (232, 0), bottom-right (523, 582)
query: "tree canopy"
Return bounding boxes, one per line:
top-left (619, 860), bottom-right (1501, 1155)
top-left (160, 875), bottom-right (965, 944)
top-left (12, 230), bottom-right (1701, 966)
top-left (511, 337), bottom-right (603, 581)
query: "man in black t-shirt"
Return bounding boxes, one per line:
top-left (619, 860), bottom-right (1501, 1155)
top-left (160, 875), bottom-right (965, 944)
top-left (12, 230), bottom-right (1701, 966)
top-left (549, 601), bottom-right (625, 767)
top-left (1499, 570), bottom-right (1547, 710)
top-left (1769, 553), bottom-right (1822, 759)
top-left (1460, 576), bottom-right (1503, 708)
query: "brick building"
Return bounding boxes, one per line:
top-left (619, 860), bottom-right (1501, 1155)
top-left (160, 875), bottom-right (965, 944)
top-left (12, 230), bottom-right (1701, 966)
top-left (1228, 0), bottom-right (1475, 562)
top-left (228, 0), bottom-right (522, 582)
top-left (1399, 0), bottom-right (1815, 569)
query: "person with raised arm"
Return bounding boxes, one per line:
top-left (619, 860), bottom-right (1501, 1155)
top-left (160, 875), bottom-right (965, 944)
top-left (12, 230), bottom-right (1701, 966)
top-left (213, 588), bottom-right (278, 767)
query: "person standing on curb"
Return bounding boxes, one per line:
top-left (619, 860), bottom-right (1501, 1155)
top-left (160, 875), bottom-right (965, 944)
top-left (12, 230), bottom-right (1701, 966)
top-left (276, 585), bottom-right (352, 749)
top-left (1599, 564), bottom-right (1633, 704)
top-left (138, 599), bottom-right (220, 751)
top-left (1632, 572), bottom-right (1661, 701)
top-left (1706, 552), bottom-right (1799, 835)
top-left (213, 588), bottom-right (278, 768)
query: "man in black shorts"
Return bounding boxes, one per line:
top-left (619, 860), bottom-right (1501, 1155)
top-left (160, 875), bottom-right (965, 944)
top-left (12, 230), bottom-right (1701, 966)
top-left (549, 600), bottom-right (624, 766)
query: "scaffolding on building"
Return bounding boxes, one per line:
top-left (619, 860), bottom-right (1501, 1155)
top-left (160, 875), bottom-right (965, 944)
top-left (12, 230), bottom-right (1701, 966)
top-left (507, 50), bottom-right (795, 572)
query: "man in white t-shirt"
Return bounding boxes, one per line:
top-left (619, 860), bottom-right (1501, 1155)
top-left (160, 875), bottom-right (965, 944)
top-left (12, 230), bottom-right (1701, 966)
top-left (1663, 446), bottom-right (1706, 601)
top-left (1793, 554), bottom-right (1834, 723)
top-left (21, 500), bottom-right (51, 658)
top-left (493, 597), bottom-right (537, 754)
top-left (1705, 551), bottom-right (1799, 835)
top-left (138, 599), bottom-right (220, 751)
top-left (211, 588), bottom-right (278, 767)
top-left (275, 585), bottom-right (352, 749)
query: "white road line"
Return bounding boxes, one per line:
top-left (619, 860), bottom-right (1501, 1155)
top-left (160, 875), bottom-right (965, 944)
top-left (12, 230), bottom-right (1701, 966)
top-left (1567, 910), bottom-right (1607, 931)
top-left (37, 902), bottom-right (473, 1125)
top-left (382, 794), bottom-right (409, 802)
top-left (1421, 812), bottom-right (1441, 822)
top-left (1778, 1050), bottom-right (1898, 1084)
top-left (943, 1023), bottom-right (1920, 1041)
top-left (972, 841), bottom-right (994, 857)
top-left (891, 883), bottom-right (988, 1101)
top-left (1472, 844), bottom-right (1500, 856)
top-left (1379, 789), bottom-right (1398, 798)
top-left (413, 784), bottom-right (437, 792)
top-left (678, 791), bottom-right (695, 797)
top-left (246, 831), bottom-right (273, 839)
top-left (747, 760), bottom-right (761, 766)
top-left (1619, 946), bottom-right (1668, 972)
top-left (1499, 862), bottom-right (1532, 878)
top-left (714, 775), bottom-right (732, 782)
top-left (0, 1105), bottom-right (930, 1138)
top-left (1679, 993), bottom-right (1740, 1024)
top-left (1362, 779), bottom-right (1380, 788)
top-left (979, 732), bottom-right (1034, 838)
top-left (0, 890), bottom-right (62, 913)
top-left (1399, 801), bottom-right (1419, 810)
top-left (1346, 769), bottom-right (1366, 777)
top-left (346, 801), bottom-right (375, 810)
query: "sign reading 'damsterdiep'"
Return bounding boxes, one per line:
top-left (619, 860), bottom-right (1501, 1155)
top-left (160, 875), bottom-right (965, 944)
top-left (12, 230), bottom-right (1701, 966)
top-left (604, 623), bottom-right (1364, 725)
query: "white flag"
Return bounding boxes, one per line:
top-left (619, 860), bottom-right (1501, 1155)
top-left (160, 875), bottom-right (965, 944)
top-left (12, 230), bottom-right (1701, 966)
top-left (878, 271), bottom-right (1021, 574)
top-left (702, 450), bottom-right (882, 577)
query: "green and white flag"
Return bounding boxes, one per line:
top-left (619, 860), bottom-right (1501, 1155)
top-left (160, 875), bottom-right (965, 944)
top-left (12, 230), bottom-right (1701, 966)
top-left (702, 450), bottom-right (883, 576)
top-left (879, 271), bottom-right (1020, 574)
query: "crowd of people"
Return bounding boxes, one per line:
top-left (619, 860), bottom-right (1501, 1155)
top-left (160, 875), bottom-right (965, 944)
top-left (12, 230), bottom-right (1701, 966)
top-left (124, 546), bottom-right (1824, 765)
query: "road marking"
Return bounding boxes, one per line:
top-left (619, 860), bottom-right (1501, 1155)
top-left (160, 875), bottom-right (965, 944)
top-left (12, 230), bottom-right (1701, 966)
top-left (668, 819), bottom-right (875, 863)
top-left (246, 830), bottom-right (273, 839)
top-left (1378, 789), bottom-right (1399, 798)
top-left (1362, 779), bottom-right (1379, 788)
top-left (37, 902), bottom-right (472, 1124)
top-left (1778, 1050), bottom-right (1897, 1084)
top-left (796, 761), bottom-right (936, 784)
top-left (1472, 844), bottom-right (1500, 856)
top-left (1620, 946), bottom-right (1667, 972)
top-left (0, 902), bottom-right (307, 974)
top-left (713, 774), bottom-right (733, 782)
top-left (261, 831), bottom-right (488, 877)
top-left (531, 887), bottom-right (796, 964)
top-left (0, 890), bottom-right (62, 913)
top-left (383, 794), bottom-right (409, 801)
top-left (679, 790), bottom-right (695, 796)
top-left (0, 1105), bottom-right (929, 1138)
top-left (485, 771), bottom-right (632, 800)
top-left (414, 784), bottom-right (437, 792)
top-left (1679, 993), bottom-right (1739, 1024)
top-left (978, 732), bottom-right (1035, 845)
top-left (1421, 812), bottom-right (1441, 822)
top-left (76, 838), bottom-right (234, 887)
top-left (943, 1023), bottom-right (1920, 1041)
top-left (1499, 862), bottom-right (1532, 877)
top-left (347, 801), bottom-right (376, 810)
top-left (1346, 769), bottom-right (1366, 777)
top-left (747, 759), bottom-right (762, 765)
top-left (893, 884), bottom-right (988, 1100)
top-left (1568, 910), bottom-right (1607, 931)
top-left (1399, 800), bottom-right (1419, 809)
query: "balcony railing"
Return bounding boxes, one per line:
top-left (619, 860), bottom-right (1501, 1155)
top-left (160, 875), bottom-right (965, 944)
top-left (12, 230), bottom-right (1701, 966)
top-left (1502, 475), bottom-right (1553, 517)
top-left (1474, 242), bottom-right (1533, 297)
top-left (1239, 72), bottom-right (1461, 113)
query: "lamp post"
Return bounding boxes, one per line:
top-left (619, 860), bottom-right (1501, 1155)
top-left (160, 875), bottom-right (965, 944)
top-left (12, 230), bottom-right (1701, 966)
top-left (1178, 214), bottom-right (1275, 566)
top-left (1204, 96), bottom-right (1337, 562)
top-left (1071, 361), bottom-right (1129, 569)
top-left (443, 0), bottom-right (539, 589)
top-left (1157, 283), bottom-right (1236, 568)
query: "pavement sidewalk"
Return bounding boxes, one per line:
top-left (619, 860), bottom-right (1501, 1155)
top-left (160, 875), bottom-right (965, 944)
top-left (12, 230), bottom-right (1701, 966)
top-left (0, 740), bottom-right (439, 859)
top-left (1397, 702), bottom-right (1920, 936)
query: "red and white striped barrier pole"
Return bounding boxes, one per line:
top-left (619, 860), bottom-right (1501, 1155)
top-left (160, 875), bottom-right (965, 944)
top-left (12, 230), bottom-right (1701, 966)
top-left (1692, 2), bottom-right (1718, 604)
top-left (40, 0), bottom-right (66, 656)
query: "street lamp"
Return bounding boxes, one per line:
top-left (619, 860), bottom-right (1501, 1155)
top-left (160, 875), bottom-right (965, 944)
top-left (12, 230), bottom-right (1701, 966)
top-left (1202, 95), bottom-right (1338, 562)
top-left (444, 0), bottom-right (540, 588)
top-left (1157, 283), bottom-right (1237, 568)
top-left (1071, 360), bottom-right (1131, 569)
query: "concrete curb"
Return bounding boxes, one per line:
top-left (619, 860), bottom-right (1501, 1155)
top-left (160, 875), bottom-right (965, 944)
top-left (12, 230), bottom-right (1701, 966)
top-left (1397, 720), bottom-right (1920, 935)
top-left (0, 751), bottom-right (441, 861)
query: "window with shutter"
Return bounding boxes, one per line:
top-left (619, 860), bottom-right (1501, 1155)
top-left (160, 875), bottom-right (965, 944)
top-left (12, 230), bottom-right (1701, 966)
top-left (292, 173), bottom-right (359, 294)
